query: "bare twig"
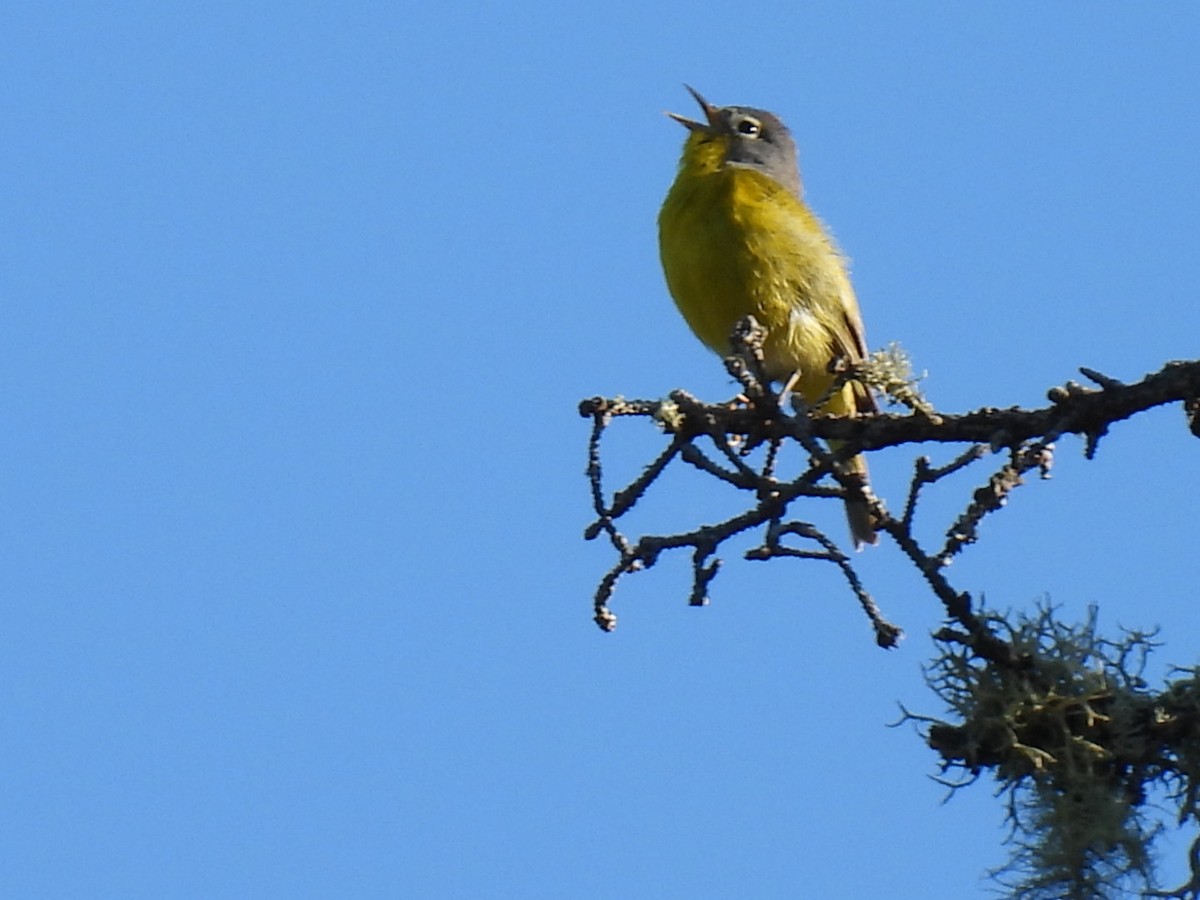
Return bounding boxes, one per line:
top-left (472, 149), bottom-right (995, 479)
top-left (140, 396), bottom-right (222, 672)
top-left (581, 354), bottom-right (1200, 652)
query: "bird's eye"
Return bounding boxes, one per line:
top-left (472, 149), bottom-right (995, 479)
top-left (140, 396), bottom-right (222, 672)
top-left (737, 117), bottom-right (762, 137)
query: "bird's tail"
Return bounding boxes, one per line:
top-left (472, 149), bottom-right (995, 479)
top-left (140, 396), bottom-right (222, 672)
top-left (826, 377), bottom-right (879, 549)
top-left (837, 450), bottom-right (878, 550)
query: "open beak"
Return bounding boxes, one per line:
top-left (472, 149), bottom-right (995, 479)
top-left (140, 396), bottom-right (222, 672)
top-left (666, 84), bottom-right (719, 132)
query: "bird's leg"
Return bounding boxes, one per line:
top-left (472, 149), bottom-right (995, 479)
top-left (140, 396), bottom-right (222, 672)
top-left (778, 370), bottom-right (802, 415)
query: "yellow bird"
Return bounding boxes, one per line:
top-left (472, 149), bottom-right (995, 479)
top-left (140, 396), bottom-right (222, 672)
top-left (658, 86), bottom-right (878, 547)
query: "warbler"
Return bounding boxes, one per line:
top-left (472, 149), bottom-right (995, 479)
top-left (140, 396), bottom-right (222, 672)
top-left (658, 86), bottom-right (878, 547)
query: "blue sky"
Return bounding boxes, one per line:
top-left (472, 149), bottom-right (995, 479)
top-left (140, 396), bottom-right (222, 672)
top-left (3, 4), bottom-right (1199, 897)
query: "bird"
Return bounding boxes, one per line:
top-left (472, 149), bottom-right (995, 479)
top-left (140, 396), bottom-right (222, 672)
top-left (657, 86), bottom-right (878, 547)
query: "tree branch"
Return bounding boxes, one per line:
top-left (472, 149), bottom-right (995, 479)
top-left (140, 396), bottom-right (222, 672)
top-left (581, 343), bottom-right (1200, 896)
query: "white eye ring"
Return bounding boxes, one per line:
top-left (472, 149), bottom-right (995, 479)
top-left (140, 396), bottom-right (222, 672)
top-left (736, 118), bottom-right (762, 137)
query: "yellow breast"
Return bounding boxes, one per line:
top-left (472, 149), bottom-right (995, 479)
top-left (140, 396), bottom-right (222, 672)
top-left (658, 163), bottom-right (857, 405)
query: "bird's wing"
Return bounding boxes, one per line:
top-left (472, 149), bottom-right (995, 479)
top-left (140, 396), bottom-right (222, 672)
top-left (831, 292), bottom-right (878, 416)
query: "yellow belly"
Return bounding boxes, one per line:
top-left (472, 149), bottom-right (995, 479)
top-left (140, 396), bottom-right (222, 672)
top-left (658, 165), bottom-right (856, 412)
